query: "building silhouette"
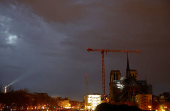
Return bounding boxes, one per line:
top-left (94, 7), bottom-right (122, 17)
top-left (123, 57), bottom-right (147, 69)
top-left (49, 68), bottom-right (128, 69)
top-left (109, 53), bottom-right (152, 102)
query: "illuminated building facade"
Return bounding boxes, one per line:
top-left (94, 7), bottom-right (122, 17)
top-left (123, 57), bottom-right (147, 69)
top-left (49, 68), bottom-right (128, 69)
top-left (84, 94), bottom-right (101, 110)
top-left (159, 92), bottom-right (170, 103)
top-left (56, 97), bottom-right (71, 108)
top-left (61, 98), bottom-right (71, 108)
top-left (109, 53), bottom-right (152, 102)
top-left (135, 94), bottom-right (152, 110)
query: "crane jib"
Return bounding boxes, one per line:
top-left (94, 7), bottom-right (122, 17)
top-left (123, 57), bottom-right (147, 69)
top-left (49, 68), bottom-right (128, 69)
top-left (87, 47), bottom-right (141, 99)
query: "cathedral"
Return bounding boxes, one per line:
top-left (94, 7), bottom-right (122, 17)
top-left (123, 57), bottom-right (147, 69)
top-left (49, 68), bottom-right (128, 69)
top-left (109, 53), bottom-right (152, 102)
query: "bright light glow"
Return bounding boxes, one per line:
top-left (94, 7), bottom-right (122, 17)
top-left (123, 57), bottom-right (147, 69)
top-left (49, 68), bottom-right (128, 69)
top-left (148, 105), bottom-right (152, 108)
top-left (7, 73), bottom-right (32, 87)
top-left (4, 27), bottom-right (18, 45)
top-left (6, 34), bottom-right (18, 44)
top-left (160, 105), bottom-right (165, 111)
top-left (116, 82), bottom-right (124, 90)
top-left (5, 86), bottom-right (7, 93)
top-left (164, 106), bottom-right (167, 109)
top-left (65, 107), bottom-right (71, 109)
top-left (85, 94), bottom-right (101, 110)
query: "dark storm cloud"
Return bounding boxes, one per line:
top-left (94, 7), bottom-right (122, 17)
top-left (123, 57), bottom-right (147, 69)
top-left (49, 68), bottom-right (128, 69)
top-left (0, 0), bottom-right (170, 101)
top-left (16, 0), bottom-right (87, 23)
top-left (0, 0), bottom-right (71, 96)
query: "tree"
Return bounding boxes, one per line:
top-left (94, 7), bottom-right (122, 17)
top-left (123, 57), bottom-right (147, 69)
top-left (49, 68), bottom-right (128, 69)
top-left (95, 103), bottom-right (142, 111)
top-left (0, 84), bottom-right (3, 93)
top-left (7, 85), bottom-right (14, 92)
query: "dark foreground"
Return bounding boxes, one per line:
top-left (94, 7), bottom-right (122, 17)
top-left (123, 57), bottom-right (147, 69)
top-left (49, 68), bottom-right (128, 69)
top-left (95, 103), bottom-right (142, 111)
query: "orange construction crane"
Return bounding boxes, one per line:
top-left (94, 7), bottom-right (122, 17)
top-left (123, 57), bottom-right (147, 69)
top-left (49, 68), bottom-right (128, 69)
top-left (85, 74), bottom-right (89, 95)
top-left (87, 48), bottom-right (141, 99)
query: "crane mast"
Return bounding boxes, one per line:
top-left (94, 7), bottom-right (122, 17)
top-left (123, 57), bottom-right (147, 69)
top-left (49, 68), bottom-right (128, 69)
top-left (87, 48), bottom-right (141, 99)
top-left (85, 74), bottom-right (89, 95)
top-left (101, 51), bottom-right (105, 98)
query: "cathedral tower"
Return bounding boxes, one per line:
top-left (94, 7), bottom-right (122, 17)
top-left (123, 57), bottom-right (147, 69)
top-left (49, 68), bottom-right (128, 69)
top-left (126, 52), bottom-right (138, 80)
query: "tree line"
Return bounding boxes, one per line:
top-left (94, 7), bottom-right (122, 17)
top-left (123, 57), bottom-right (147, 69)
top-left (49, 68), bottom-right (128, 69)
top-left (0, 87), bottom-right (60, 110)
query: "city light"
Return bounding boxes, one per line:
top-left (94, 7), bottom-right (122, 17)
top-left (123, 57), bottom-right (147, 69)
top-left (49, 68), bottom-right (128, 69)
top-left (148, 105), bottom-right (152, 109)
top-left (84, 94), bottom-right (101, 110)
top-left (160, 105), bottom-right (166, 111)
top-left (5, 86), bottom-right (7, 93)
top-left (0, 1), bottom-right (169, 111)
top-left (164, 106), bottom-right (167, 109)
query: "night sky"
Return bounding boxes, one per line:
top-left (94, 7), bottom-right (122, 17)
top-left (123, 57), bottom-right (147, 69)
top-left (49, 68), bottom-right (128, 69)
top-left (0, 0), bottom-right (170, 101)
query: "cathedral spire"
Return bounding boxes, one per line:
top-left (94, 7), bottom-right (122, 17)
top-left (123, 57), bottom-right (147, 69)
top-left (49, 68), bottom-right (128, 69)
top-left (126, 51), bottom-right (130, 71)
